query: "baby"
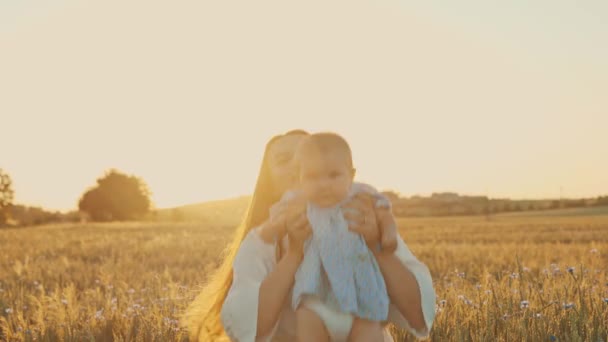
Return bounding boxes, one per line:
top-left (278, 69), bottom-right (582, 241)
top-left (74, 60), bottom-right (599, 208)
top-left (270, 132), bottom-right (398, 341)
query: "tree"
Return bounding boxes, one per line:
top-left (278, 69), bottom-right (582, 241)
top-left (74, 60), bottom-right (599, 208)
top-left (0, 169), bottom-right (15, 224)
top-left (78, 169), bottom-right (152, 221)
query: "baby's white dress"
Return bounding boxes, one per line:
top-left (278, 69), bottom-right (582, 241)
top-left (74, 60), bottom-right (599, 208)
top-left (268, 183), bottom-right (391, 340)
top-left (220, 188), bottom-right (437, 341)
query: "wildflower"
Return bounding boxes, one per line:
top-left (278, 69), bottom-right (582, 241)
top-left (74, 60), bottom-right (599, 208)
top-left (590, 248), bottom-right (598, 254)
top-left (520, 300), bottom-right (529, 309)
top-left (61, 299), bottom-right (68, 305)
top-left (95, 309), bottom-right (104, 320)
top-left (33, 281), bottom-right (39, 286)
top-left (567, 266), bottom-right (575, 274)
top-left (128, 288), bottom-right (136, 294)
top-left (535, 313), bottom-right (542, 318)
top-left (502, 313), bottom-right (509, 320)
top-left (163, 317), bottom-right (180, 326)
top-left (475, 283), bottom-right (481, 290)
top-left (522, 267), bottom-right (530, 272)
top-left (439, 299), bottom-right (447, 307)
top-left (457, 272), bottom-right (466, 279)
top-left (111, 297), bottom-right (117, 304)
top-left (456, 295), bottom-right (472, 305)
top-left (563, 302), bottom-right (575, 309)
top-left (485, 290), bottom-right (492, 295)
top-left (95, 279), bottom-right (100, 284)
top-left (5, 308), bottom-right (13, 314)
top-left (509, 272), bottom-right (519, 279)
top-left (602, 298), bottom-right (608, 304)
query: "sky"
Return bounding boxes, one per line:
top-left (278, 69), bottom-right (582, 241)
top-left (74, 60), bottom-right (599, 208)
top-left (1, 0), bottom-right (607, 212)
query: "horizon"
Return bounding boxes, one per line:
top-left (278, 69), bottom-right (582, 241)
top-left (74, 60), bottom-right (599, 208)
top-left (2, 0), bottom-right (607, 212)
top-left (12, 187), bottom-right (607, 214)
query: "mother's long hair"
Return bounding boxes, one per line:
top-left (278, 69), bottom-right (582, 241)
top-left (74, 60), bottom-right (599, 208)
top-left (181, 129), bottom-right (308, 341)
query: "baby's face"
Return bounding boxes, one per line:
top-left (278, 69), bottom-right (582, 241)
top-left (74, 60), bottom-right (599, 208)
top-left (298, 149), bottom-right (354, 208)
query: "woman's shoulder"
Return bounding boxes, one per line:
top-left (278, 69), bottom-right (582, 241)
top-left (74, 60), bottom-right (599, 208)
top-left (229, 225), bottom-right (279, 282)
top-left (243, 225), bottom-right (275, 249)
top-left (234, 226), bottom-right (275, 262)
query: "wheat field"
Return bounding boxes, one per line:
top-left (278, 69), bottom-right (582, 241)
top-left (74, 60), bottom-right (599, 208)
top-left (1, 213), bottom-right (607, 341)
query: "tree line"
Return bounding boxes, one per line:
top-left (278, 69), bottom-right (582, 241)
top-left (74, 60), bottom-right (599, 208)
top-left (1, 167), bottom-right (607, 227)
top-left (0, 168), bottom-right (152, 227)
top-left (381, 191), bottom-right (608, 217)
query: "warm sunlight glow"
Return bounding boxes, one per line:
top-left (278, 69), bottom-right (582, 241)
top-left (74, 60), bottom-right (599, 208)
top-left (2, 0), bottom-right (607, 211)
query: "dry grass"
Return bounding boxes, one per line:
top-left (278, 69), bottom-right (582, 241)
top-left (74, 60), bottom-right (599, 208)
top-left (0, 215), bottom-right (607, 341)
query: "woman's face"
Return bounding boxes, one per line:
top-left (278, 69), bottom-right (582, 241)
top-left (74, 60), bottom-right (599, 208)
top-left (267, 134), bottom-right (307, 198)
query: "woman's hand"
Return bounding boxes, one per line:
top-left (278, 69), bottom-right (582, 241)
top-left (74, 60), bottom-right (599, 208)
top-left (260, 193), bottom-right (311, 256)
top-left (283, 194), bottom-right (312, 257)
top-left (342, 192), bottom-right (398, 253)
top-left (343, 192), bottom-right (381, 249)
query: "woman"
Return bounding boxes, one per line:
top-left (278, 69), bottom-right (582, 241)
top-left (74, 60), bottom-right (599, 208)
top-left (182, 130), bottom-right (436, 341)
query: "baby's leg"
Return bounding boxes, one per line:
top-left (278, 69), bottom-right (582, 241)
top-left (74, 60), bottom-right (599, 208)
top-left (295, 306), bottom-right (330, 342)
top-left (348, 317), bottom-right (384, 342)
